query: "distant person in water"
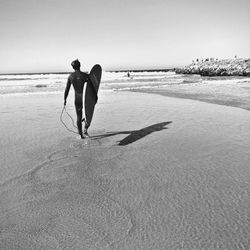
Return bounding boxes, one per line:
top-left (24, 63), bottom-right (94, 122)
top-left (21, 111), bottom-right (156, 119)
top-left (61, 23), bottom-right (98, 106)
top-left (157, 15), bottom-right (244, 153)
top-left (64, 59), bottom-right (89, 139)
top-left (127, 71), bottom-right (133, 79)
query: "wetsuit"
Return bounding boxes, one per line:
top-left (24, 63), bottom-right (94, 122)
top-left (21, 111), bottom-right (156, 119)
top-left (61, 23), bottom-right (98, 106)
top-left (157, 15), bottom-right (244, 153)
top-left (64, 70), bottom-right (89, 137)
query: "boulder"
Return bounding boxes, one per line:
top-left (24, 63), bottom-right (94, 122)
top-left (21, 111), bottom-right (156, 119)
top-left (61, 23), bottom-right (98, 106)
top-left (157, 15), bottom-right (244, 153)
top-left (175, 58), bottom-right (250, 76)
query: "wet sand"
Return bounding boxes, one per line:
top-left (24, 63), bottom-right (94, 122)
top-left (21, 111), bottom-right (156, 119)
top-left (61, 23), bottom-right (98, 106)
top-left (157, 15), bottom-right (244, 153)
top-left (130, 77), bottom-right (250, 111)
top-left (0, 91), bottom-right (249, 249)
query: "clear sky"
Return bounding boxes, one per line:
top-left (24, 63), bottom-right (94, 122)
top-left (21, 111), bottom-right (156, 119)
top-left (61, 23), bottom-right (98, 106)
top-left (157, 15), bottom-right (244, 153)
top-left (0, 0), bottom-right (249, 73)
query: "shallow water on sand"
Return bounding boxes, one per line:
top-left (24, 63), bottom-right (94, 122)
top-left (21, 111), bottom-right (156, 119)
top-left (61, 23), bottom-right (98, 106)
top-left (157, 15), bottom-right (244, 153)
top-left (1, 91), bottom-right (250, 249)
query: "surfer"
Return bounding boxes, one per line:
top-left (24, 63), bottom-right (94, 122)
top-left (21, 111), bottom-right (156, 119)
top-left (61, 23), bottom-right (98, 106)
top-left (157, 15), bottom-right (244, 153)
top-left (64, 59), bottom-right (89, 139)
top-left (127, 71), bottom-right (133, 79)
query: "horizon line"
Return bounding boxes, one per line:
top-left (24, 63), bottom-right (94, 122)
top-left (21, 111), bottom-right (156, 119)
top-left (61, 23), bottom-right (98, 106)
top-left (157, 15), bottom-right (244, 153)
top-left (0, 67), bottom-right (179, 75)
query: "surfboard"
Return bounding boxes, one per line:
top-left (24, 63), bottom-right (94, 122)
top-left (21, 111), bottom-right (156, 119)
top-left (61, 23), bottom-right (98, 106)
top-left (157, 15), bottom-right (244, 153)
top-left (84, 64), bottom-right (102, 130)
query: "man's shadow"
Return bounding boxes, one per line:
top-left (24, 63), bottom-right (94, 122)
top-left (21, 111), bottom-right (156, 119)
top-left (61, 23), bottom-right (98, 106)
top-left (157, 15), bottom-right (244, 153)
top-left (92, 121), bottom-right (172, 146)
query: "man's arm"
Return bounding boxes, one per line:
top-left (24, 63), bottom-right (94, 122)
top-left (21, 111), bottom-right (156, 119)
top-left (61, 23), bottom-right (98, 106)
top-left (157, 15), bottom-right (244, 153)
top-left (64, 76), bottom-right (71, 106)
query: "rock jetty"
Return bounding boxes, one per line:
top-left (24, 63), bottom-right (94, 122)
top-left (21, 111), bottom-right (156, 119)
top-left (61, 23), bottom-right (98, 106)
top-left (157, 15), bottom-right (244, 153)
top-left (176, 58), bottom-right (250, 76)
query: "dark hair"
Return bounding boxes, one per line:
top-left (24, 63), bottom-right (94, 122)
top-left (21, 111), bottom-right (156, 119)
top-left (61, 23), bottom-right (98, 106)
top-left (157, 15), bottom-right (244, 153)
top-left (71, 59), bottom-right (81, 70)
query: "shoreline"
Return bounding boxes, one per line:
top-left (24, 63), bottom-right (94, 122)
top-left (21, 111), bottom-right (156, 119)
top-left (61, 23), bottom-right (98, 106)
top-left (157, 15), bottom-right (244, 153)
top-left (129, 87), bottom-right (250, 111)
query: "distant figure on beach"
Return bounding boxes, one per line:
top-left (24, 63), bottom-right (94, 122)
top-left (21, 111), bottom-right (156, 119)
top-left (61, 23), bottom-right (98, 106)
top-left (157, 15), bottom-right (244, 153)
top-left (127, 71), bottom-right (133, 79)
top-left (64, 59), bottom-right (89, 139)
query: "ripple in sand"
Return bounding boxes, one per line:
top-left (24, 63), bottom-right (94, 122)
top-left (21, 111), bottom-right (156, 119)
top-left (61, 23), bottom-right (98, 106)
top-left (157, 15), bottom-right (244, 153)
top-left (36, 159), bottom-right (78, 183)
top-left (0, 163), bottom-right (133, 249)
top-left (69, 137), bottom-right (102, 149)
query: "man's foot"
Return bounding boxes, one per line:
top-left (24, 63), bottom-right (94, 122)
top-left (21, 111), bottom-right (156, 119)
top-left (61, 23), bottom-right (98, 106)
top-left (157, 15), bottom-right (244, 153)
top-left (83, 129), bottom-right (89, 138)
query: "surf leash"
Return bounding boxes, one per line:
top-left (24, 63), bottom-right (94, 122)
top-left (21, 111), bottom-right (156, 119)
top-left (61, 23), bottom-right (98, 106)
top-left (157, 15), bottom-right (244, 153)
top-left (60, 106), bottom-right (79, 135)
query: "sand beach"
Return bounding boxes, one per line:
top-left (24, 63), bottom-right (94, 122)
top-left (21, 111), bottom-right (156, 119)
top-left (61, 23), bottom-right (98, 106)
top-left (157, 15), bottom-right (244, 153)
top-left (0, 86), bottom-right (249, 249)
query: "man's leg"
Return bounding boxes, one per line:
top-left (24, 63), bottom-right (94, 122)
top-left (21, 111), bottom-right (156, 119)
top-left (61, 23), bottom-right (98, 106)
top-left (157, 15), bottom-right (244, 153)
top-left (83, 120), bottom-right (89, 136)
top-left (75, 106), bottom-right (83, 138)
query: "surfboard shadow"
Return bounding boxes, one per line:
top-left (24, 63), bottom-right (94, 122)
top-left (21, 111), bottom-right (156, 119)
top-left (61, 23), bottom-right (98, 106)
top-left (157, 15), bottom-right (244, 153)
top-left (92, 121), bottom-right (172, 146)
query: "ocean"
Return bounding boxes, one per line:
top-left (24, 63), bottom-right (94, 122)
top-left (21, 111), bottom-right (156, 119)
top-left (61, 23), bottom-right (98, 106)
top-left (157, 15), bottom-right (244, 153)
top-left (1, 70), bottom-right (250, 110)
top-left (0, 70), bottom-right (180, 95)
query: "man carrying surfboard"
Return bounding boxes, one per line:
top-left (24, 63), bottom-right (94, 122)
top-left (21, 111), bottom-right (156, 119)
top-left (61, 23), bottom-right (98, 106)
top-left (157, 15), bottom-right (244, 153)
top-left (64, 59), bottom-right (89, 139)
top-left (64, 60), bottom-right (102, 139)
